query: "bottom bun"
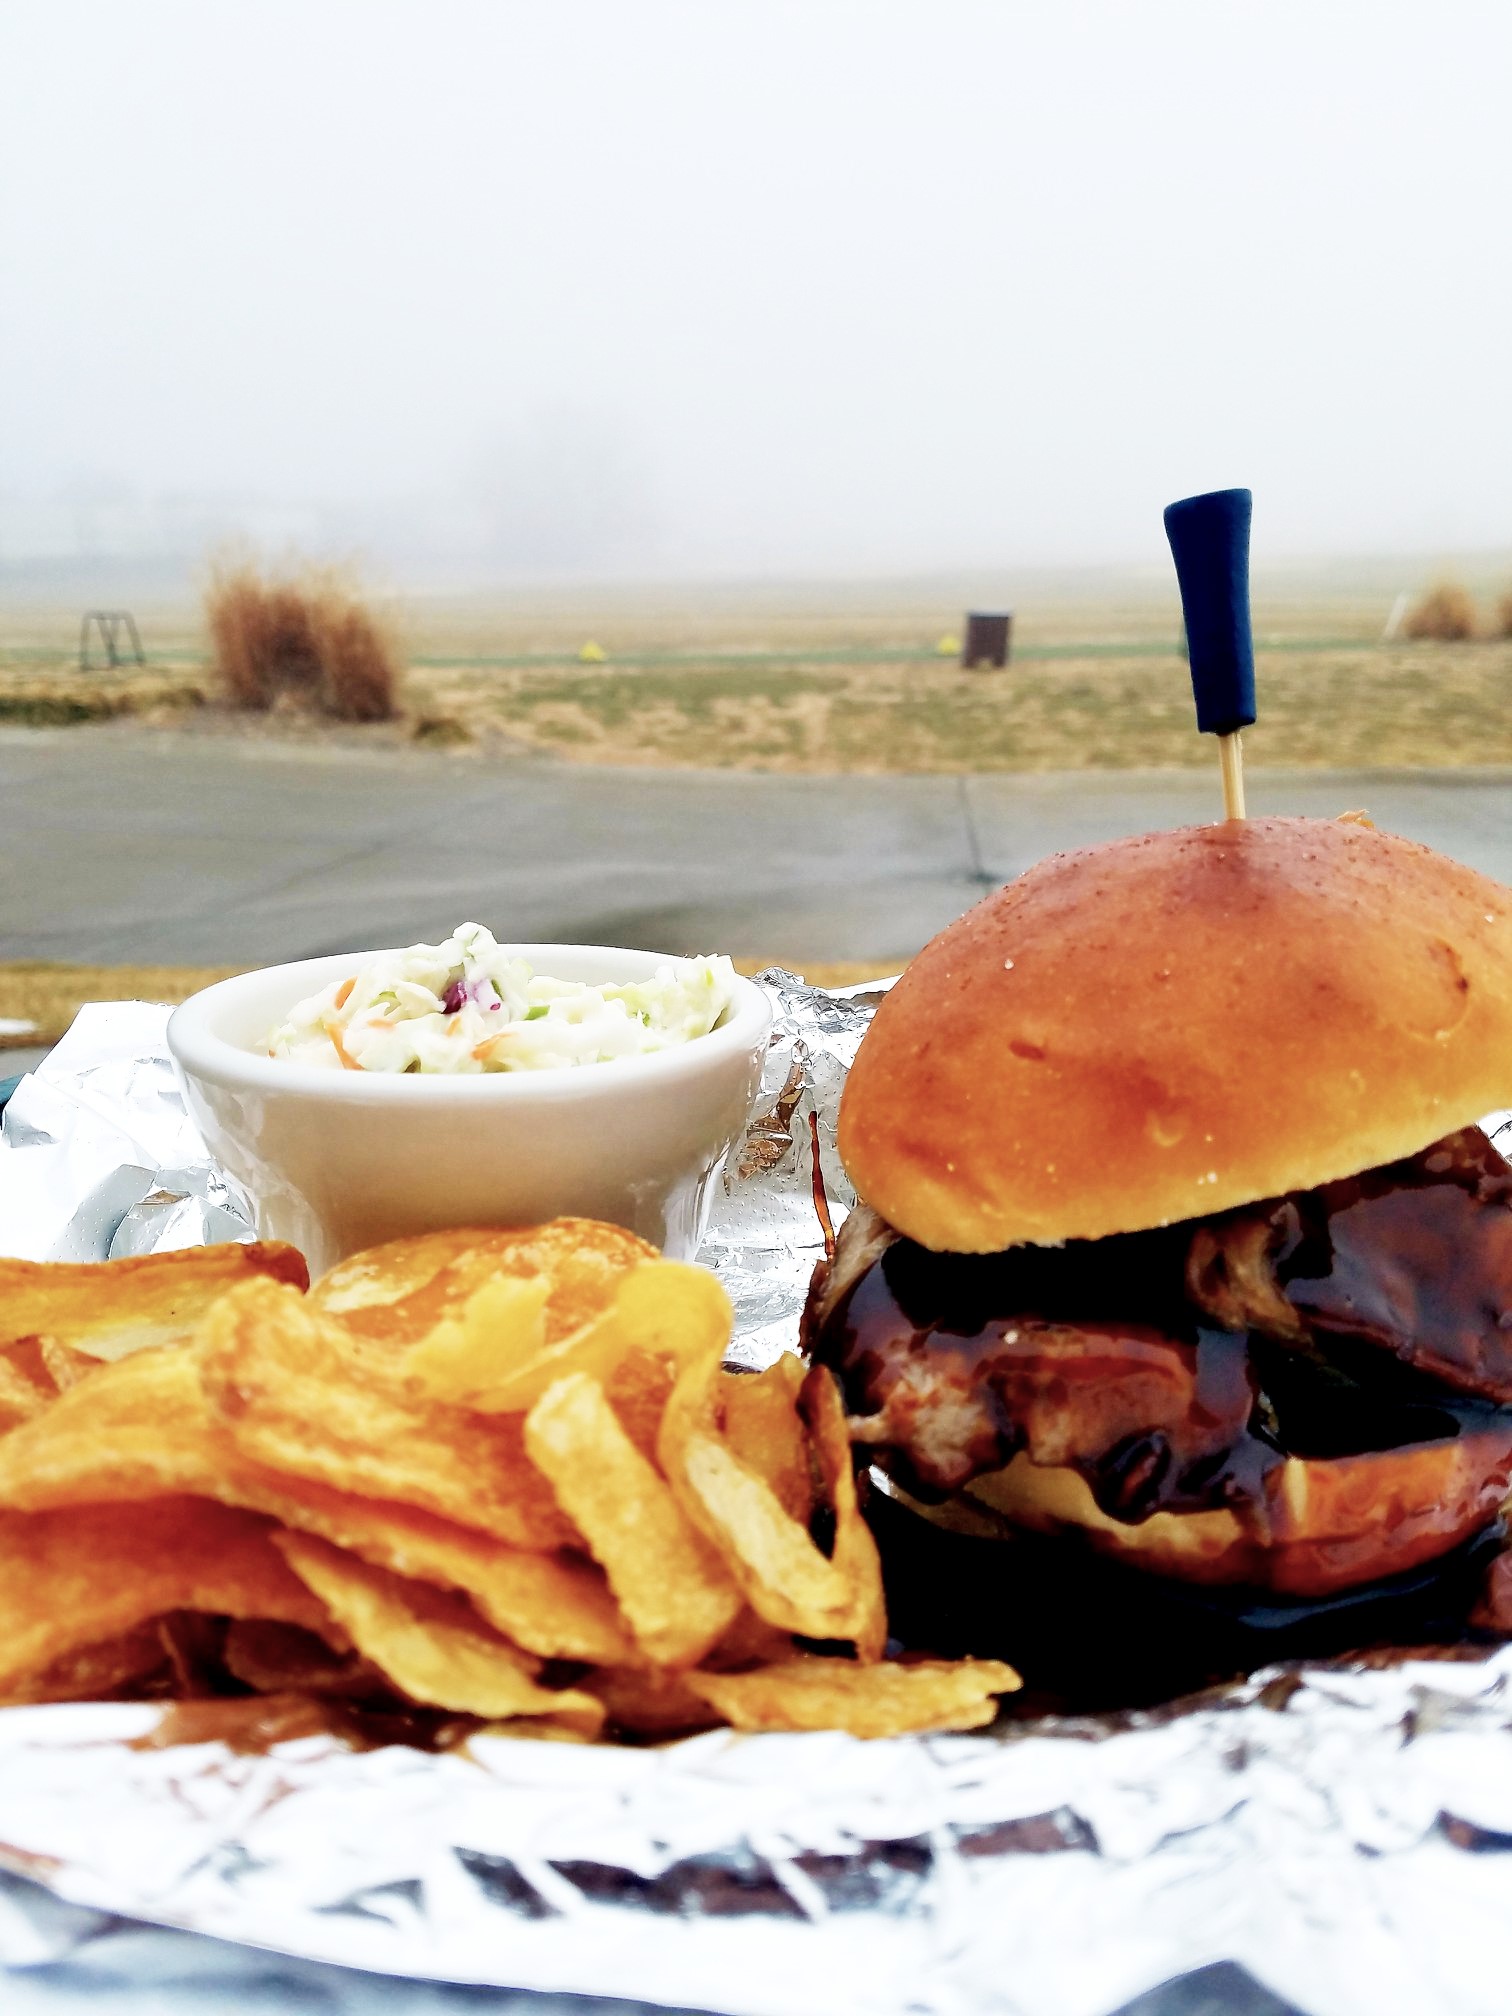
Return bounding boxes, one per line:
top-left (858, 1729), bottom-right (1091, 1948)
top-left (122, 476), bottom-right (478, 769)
top-left (927, 1430), bottom-right (1512, 1598)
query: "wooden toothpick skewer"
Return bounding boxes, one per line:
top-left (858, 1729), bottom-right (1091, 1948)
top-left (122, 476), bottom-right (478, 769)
top-left (1218, 729), bottom-right (1246, 821)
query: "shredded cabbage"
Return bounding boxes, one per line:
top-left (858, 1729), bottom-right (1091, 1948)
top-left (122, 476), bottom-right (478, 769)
top-left (262, 923), bottom-right (736, 1075)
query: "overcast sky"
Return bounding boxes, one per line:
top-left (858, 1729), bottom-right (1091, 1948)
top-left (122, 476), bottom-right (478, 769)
top-left (2, 2), bottom-right (1509, 580)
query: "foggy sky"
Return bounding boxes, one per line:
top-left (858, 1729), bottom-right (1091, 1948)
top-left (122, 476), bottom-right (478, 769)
top-left (3, 1), bottom-right (1510, 581)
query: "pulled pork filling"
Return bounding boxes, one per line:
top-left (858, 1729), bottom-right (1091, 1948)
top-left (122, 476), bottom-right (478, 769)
top-left (808, 1127), bottom-right (1512, 1523)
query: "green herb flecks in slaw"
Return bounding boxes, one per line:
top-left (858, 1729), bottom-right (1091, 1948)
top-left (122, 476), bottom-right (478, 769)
top-left (262, 924), bottom-right (737, 1075)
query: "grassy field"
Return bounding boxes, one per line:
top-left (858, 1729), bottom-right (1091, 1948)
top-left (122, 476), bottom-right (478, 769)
top-left (2, 571), bottom-right (1511, 773)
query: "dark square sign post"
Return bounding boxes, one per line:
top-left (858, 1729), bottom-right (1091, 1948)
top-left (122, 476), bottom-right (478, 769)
top-left (961, 611), bottom-right (1013, 669)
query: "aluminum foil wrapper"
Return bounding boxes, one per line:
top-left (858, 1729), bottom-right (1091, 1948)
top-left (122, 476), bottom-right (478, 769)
top-left (702, 967), bottom-right (888, 1369)
top-left (0, 1003), bottom-right (253, 1262)
top-left (9, 1660), bottom-right (1512, 2016)
top-left (5, 981), bottom-right (1512, 2016)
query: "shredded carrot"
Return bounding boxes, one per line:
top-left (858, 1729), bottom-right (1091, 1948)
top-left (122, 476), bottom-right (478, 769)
top-left (333, 977), bottom-right (356, 1009)
top-left (323, 1017), bottom-right (363, 1071)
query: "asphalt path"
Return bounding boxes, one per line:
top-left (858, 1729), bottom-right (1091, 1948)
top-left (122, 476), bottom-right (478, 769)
top-left (4, 726), bottom-right (1512, 970)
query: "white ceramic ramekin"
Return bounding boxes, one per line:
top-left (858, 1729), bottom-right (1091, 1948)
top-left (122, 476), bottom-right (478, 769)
top-left (168, 945), bottom-right (773, 1278)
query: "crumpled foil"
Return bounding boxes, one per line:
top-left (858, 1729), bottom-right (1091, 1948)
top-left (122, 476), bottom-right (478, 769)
top-left (8, 1657), bottom-right (1512, 2016)
top-left (5, 979), bottom-right (1512, 2016)
top-left (701, 968), bottom-right (886, 1368)
top-left (0, 1003), bottom-right (253, 1261)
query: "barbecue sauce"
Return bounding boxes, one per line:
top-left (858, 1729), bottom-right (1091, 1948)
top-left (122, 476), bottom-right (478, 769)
top-left (830, 1230), bottom-right (1264, 1516)
top-left (1272, 1126), bottom-right (1512, 1401)
top-left (812, 1125), bottom-right (1512, 1702)
top-left (817, 1126), bottom-right (1512, 1519)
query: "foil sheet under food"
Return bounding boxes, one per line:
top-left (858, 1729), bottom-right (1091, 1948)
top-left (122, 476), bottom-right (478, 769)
top-left (4, 977), bottom-right (1512, 2016)
top-left (0, 1002), bottom-right (254, 1262)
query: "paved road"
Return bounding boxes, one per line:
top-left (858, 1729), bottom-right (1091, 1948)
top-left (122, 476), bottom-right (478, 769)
top-left (4, 726), bottom-right (1512, 969)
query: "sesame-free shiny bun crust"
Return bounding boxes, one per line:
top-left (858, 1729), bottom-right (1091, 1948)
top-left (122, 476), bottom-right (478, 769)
top-left (838, 817), bottom-right (1512, 1251)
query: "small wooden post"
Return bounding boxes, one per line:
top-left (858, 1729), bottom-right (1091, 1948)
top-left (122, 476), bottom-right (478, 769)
top-left (961, 611), bottom-right (1012, 669)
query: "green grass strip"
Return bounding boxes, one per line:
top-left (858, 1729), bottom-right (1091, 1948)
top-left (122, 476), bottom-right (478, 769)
top-left (0, 635), bottom-right (1385, 672)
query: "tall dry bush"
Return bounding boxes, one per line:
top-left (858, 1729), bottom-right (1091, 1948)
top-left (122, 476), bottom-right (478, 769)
top-left (307, 589), bottom-right (401, 721)
top-left (1402, 582), bottom-right (1478, 642)
top-left (205, 562), bottom-right (401, 720)
top-left (1495, 592), bottom-right (1512, 640)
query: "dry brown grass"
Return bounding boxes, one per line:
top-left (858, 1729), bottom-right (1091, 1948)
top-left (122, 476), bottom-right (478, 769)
top-left (398, 641), bottom-right (1512, 774)
top-left (11, 636), bottom-right (1512, 773)
top-left (205, 563), bottom-right (401, 721)
top-left (0, 963), bottom-right (240, 1052)
top-left (0, 667), bottom-right (204, 727)
top-left (12, 581), bottom-right (1512, 775)
top-left (1403, 582), bottom-right (1478, 642)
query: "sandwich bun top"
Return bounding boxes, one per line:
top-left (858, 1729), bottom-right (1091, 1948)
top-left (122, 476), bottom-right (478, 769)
top-left (838, 815), bottom-right (1512, 1251)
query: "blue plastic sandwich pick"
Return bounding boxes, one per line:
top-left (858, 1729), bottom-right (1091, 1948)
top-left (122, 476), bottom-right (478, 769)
top-left (1163, 487), bottom-right (1254, 819)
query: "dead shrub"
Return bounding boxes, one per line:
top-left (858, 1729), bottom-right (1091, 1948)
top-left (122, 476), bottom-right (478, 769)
top-left (1495, 592), bottom-right (1512, 640)
top-left (412, 712), bottom-right (473, 747)
top-left (1402, 582), bottom-right (1478, 642)
top-left (205, 562), bottom-right (401, 720)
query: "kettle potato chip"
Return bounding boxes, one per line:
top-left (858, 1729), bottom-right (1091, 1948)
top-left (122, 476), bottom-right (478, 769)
top-left (236, 1479), bottom-right (638, 1666)
top-left (275, 1531), bottom-right (605, 1735)
top-left (0, 1243), bottom-right (309, 1362)
top-left (0, 1355), bottom-right (51, 1433)
top-left (721, 1356), bottom-right (813, 1523)
top-left (0, 1498), bottom-right (336, 1702)
top-left (675, 1431), bottom-right (864, 1640)
top-left (1, 1220), bottom-right (1022, 1740)
top-left (658, 1347), bottom-right (885, 1656)
top-left (415, 1258), bottom-right (732, 1416)
top-left (585, 1664), bottom-right (722, 1740)
top-left (197, 1281), bottom-right (580, 1551)
top-left (401, 1275), bottom-right (552, 1400)
top-left (221, 1619), bottom-right (384, 1699)
top-left (685, 1655), bottom-right (1022, 1738)
top-left (311, 1219), bottom-right (655, 1350)
top-left (12, 1623), bottom-right (173, 1705)
top-left (0, 1346), bottom-right (229, 1508)
top-left (800, 1364), bottom-right (888, 1663)
top-left (36, 1337), bottom-right (98, 1393)
top-left (524, 1370), bottom-right (741, 1667)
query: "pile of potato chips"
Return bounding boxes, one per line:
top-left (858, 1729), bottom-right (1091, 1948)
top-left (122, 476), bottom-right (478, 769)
top-left (0, 1222), bottom-right (1019, 1742)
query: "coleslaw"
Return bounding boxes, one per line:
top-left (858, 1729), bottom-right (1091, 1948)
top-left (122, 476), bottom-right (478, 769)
top-left (261, 924), bottom-right (737, 1075)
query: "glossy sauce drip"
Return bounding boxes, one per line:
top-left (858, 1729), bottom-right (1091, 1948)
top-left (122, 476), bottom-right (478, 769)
top-left (822, 1234), bottom-right (1265, 1518)
top-left (815, 1125), bottom-right (1512, 1532)
top-left (1272, 1127), bottom-right (1512, 1401)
